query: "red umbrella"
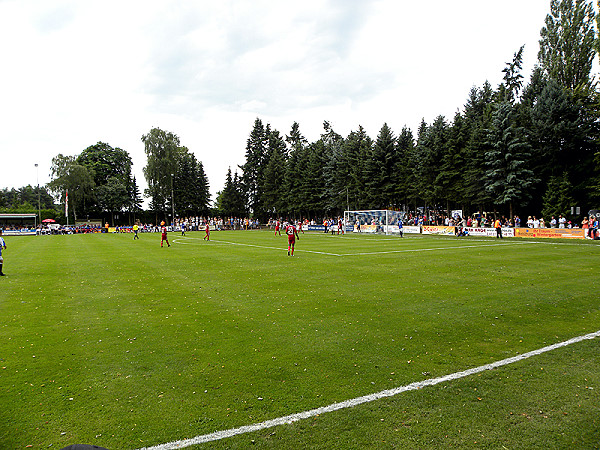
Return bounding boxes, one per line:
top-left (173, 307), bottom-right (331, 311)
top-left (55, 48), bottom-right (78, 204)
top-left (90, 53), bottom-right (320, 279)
top-left (42, 218), bottom-right (56, 223)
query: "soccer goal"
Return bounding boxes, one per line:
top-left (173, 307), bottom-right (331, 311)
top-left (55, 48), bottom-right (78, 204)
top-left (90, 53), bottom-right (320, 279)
top-left (344, 210), bottom-right (406, 235)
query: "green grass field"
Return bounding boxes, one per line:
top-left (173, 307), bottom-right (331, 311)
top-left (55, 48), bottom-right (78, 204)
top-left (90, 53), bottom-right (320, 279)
top-left (1, 230), bottom-right (599, 449)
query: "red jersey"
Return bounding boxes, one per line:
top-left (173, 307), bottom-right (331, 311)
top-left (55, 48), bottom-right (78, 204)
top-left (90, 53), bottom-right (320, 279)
top-left (161, 226), bottom-right (167, 236)
top-left (286, 224), bottom-right (297, 238)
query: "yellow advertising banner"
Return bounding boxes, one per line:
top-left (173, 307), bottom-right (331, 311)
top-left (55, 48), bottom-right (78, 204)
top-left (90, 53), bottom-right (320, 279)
top-left (422, 225), bottom-right (456, 235)
top-left (514, 228), bottom-right (584, 239)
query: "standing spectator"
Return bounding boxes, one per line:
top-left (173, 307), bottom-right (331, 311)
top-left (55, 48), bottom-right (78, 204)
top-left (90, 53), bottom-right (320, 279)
top-left (550, 216), bottom-right (557, 228)
top-left (494, 217), bottom-right (502, 239)
top-left (558, 215), bottom-right (566, 228)
top-left (582, 216), bottom-right (589, 238)
top-left (590, 216), bottom-right (598, 239)
top-left (0, 229), bottom-right (6, 276)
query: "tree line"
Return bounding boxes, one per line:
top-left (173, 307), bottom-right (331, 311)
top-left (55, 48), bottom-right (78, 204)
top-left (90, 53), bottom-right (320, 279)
top-left (219, 0), bottom-right (600, 222)
top-left (2, 0), bottom-right (599, 226)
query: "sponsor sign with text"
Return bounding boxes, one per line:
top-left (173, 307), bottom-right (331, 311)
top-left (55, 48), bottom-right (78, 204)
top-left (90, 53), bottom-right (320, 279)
top-left (514, 228), bottom-right (584, 239)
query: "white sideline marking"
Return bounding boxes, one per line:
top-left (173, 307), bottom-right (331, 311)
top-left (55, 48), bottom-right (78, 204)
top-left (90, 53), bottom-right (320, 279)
top-left (172, 236), bottom-right (530, 257)
top-left (136, 330), bottom-right (600, 450)
top-left (173, 236), bottom-right (343, 256)
top-left (340, 241), bottom-right (532, 256)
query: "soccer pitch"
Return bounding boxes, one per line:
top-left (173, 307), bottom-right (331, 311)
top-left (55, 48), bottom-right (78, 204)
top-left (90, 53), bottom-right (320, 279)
top-left (1, 231), bottom-right (599, 449)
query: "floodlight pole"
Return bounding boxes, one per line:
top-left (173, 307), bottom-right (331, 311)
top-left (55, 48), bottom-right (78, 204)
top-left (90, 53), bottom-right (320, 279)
top-left (171, 173), bottom-right (175, 226)
top-left (35, 163), bottom-right (41, 228)
top-left (346, 186), bottom-right (349, 212)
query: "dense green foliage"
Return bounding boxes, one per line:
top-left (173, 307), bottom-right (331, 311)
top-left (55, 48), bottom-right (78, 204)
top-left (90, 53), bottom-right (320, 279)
top-left (0, 185), bottom-right (55, 212)
top-left (221, 0), bottom-right (600, 222)
top-left (143, 129), bottom-right (211, 222)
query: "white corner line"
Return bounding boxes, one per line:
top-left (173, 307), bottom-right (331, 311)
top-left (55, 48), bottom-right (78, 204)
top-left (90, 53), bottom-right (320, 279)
top-left (136, 330), bottom-right (600, 450)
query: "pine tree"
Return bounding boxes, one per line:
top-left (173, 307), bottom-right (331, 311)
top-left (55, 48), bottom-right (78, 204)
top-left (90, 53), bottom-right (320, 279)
top-left (343, 126), bottom-right (373, 211)
top-left (392, 126), bottom-right (415, 211)
top-left (366, 123), bottom-right (396, 208)
top-left (485, 102), bottom-right (538, 219)
top-left (262, 129), bottom-right (287, 218)
top-left (541, 172), bottom-right (575, 220)
top-left (462, 83), bottom-right (495, 211)
top-left (436, 112), bottom-right (468, 214)
top-left (240, 118), bottom-right (268, 218)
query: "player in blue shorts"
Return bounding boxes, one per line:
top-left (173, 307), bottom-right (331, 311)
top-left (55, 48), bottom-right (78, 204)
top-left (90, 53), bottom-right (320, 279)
top-left (0, 229), bottom-right (7, 276)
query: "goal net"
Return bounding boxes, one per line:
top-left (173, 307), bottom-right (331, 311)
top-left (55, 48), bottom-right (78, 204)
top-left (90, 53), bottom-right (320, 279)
top-left (344, 210), bottom-right (406, 235)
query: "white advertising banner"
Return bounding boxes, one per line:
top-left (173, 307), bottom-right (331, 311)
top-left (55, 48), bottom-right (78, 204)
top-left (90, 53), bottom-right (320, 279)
top-left (465, 227), bottom-right (515, 238)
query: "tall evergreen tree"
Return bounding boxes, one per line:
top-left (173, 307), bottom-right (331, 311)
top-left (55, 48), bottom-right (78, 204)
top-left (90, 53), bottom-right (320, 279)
top-left (485, 102), bottom-right (538, 218)
top-left (366, 123), bottom-right (396, 208)
top-left (128, 176), bottom-right (143, 218)
top-left (530, 79), bottom-right (592, 187)
top-left (541, 172), bottom-right (576, 220)
top-left (219, 168), bottom-right (246, 218)
top-left (462, 83), bottom-right (495, 211)
top-left (501, 46), bottom-right (525, 103)
top-left (393, 126), bottom-right (415, 210)
top-left (282, 122), bottom-right (309, 217)
top-left (436, 112), bottom-right (468, 214)
top-left (172, 148), bottom-right (210, 217)
top-left (262, 129), bottom-right (287, 218)
top-left (343, 126), bottom-right (373, 211)
top-left (240, 118), bottom-right (268, 217)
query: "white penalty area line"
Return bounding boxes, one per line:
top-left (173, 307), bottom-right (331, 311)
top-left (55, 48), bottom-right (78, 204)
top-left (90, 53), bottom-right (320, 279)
top-left (137, 330), bottom-right (600, 450)
top-left (339, 241), bottom-right (534, 256)
top-left (172, 236), bottom-right (342, 256)
top-left (171, 236), bottom-right (532, 257)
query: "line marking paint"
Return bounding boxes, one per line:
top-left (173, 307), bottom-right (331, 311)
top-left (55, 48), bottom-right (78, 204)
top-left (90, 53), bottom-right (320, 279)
top-left (172, 236), bottom-right (534, 257)
top-left (339, 241), bottom-right (533, 256)
top-left (172, 236), bottom-right (343, 256)
top-left (136, 330), bottom-right (600, 450)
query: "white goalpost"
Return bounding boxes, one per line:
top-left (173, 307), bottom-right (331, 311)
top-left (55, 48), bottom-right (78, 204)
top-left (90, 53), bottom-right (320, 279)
top-left (344, 210), bottom-right (406, 235)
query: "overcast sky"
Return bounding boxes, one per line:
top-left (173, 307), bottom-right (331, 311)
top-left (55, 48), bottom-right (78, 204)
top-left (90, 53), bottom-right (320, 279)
top-left (0, 0), bottom-right (553, 203)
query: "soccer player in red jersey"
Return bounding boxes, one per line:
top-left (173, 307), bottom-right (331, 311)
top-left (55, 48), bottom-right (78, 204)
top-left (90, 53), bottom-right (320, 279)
top-left (160, 221), bottom-right (170, 247)
top-left (285, 220), bottom-right (299, 256)
top-left (203, 222), bottom-right (210, 241)
top-left (275, 219), bottom-right (281, 236)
